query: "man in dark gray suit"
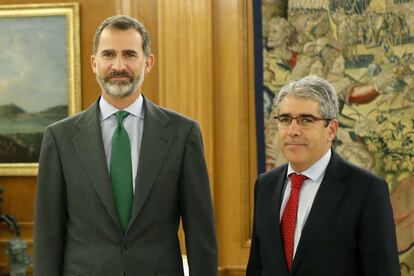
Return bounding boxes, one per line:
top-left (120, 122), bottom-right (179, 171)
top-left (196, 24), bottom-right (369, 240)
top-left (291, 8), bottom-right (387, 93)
top-left (34, 15), bottom-right (217, 276)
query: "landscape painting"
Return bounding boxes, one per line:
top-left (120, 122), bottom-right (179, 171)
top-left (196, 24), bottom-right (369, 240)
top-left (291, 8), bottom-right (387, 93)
top-left (0, 3), bottom-right (80, 175)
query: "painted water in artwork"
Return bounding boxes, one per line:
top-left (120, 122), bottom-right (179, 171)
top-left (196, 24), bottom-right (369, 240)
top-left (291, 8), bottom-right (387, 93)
top-left (0, 16), bottom-right (68, 163)
top-left (261, 0), bottom-right (414, 271)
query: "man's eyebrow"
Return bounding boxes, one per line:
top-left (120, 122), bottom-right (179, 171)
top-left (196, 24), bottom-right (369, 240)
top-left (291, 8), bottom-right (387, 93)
top-left (278, 113), bottom-right (317, 117)
top-left (123, 49), bottom-right (138, 55)
top-left (100, 49), bottom-right (115, 55)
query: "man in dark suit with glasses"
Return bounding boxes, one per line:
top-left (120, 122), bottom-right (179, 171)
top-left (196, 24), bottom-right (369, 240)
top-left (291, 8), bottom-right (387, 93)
top-left (247, 76), bottom-right (400, 276)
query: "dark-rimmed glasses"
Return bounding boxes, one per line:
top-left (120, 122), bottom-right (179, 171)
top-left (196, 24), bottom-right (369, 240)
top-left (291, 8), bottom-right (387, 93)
top-left (274, 115), bottom-right (332, 129)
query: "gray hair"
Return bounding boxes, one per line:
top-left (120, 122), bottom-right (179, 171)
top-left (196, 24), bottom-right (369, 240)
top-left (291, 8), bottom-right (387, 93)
top-left (273, 76), bottom-right (339, 119)
top-left (93, 15), bottom-right (151, 57)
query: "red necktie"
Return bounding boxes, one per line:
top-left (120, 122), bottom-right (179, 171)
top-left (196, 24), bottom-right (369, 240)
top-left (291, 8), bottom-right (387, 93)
top-left (280, 173), bottom-right (307, 271)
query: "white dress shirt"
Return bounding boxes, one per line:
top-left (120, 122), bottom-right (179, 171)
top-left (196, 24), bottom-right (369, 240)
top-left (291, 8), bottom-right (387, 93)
top-left (99, 95), bottom-right (144, 193)
top-left (280, 149), bottom-right (332, 257)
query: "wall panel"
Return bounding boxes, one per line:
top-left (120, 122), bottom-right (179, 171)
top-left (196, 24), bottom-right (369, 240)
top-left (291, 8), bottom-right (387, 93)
top-left (156, 0), bottom-right (215, 190)
top-left (212, 0), bottom-right (256, 269)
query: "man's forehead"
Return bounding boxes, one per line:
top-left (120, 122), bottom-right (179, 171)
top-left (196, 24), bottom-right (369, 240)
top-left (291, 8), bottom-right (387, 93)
top-left (102, 26), bottom-right (140, 36)
top-left (98, 28), bottom-right (142, 49)
top-left (280, 95), bottom-right (320, 106)
top-left (279, 96), bottom-right (320, 113)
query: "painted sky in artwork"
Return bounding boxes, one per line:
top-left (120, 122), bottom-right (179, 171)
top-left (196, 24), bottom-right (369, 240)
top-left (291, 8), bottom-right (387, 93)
top-left (0, 16), bottom-right (67, 113)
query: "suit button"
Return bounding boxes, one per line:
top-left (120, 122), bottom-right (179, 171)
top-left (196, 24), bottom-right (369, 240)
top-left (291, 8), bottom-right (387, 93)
top-left (123, 243), bottom-right (128, 251)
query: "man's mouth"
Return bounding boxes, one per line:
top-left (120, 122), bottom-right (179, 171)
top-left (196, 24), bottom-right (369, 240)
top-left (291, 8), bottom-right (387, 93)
top-left (110, 76), bottom-right (129, 80)
top-left (105, 72), bottom-right (133, 82)
top-left (285, 142), bottom-right (306, 147)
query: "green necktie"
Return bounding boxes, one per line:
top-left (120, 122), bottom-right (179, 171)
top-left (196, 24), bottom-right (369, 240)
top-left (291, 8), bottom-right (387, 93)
top-left (110, 111), bottom-right (133, 232)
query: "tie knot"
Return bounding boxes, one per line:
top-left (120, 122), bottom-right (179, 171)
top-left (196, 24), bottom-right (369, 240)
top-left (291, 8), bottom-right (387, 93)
top-left (115, 111), bottom-right (129, 126)
top-left (289, 173), bottom-right (307, 190)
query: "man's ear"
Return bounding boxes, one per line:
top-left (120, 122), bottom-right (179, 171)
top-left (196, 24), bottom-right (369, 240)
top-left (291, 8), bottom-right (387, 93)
top-left (328, 119), bottom-right (339, 142)
top-left (91, 55), bottom-right (97, 73)
top-left (144, 54), bottom-right (155, 73)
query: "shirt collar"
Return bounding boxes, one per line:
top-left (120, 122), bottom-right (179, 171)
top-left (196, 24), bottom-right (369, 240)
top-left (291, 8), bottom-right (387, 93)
top-left (287, 149), bottom-right (331, 182)
top-left (99, 94), bottom-right (144, 121)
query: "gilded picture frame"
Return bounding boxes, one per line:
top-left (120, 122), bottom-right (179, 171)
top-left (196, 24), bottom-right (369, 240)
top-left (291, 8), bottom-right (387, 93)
top-left (0, 3), bottom-right (81, 176)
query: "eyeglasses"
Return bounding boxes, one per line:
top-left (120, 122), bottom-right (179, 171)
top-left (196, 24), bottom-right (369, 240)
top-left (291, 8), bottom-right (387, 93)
top-left (274, 115), bottom-right (331, 129)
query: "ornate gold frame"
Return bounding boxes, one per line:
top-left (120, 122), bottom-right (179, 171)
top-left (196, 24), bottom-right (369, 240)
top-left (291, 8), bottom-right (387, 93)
top-left (0, 3), bottom-right (81, 176)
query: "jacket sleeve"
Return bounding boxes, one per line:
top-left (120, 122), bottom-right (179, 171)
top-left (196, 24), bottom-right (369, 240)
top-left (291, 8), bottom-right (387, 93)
top-left (246, 177), bottom-right (263, 276)
top-left (178, 122), bottom-right (218, 276)
top-left (358, 178), bottom-right (400, 276)
top-left (34, 127), bottom-right (67, 276)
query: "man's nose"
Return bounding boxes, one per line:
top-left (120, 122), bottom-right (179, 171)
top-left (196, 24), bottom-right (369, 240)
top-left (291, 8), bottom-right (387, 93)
top-left (287, 119), bottom-right (301, 135)
top-left (111, 56), bottom-right (127, 71)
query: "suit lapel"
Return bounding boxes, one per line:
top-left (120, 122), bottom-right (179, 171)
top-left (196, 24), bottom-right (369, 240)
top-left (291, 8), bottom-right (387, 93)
top-left (291, 152), bottom-right (349, 273)
top-left (72, 99), bottom-right (121, 230)
top-left (128, 97), bottom-right (172, 228)
top-left (255, 165), bottom-right (288, 275)
top-left (271, 167), bottom-right (291, 275)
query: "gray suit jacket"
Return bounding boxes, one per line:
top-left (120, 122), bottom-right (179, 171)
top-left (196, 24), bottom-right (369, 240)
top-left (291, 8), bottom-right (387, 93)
top-left (34, 96), bottom-right (217, 276)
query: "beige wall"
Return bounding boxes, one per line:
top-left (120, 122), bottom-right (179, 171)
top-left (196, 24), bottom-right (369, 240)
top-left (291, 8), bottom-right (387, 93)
top-left (0, 0), bottom-right (257, 275)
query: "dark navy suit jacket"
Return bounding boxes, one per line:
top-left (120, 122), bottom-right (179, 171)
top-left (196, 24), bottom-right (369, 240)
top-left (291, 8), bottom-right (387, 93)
top-left (247, 151), bottom-right (400, 276)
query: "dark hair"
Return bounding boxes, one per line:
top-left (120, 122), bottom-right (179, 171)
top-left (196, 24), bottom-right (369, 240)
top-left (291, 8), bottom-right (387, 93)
top-left (93, 15), bottom-right (151, 57)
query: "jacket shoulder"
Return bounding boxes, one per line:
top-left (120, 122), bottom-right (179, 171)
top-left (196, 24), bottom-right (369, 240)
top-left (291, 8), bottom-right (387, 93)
top-left (48, 110), bottom-right (86, 128)
top-left (159, 105), bottom-right (196, 125)
top-left (144, 96), bottom-right (198, 130)
top-left (335, 153), bottom-right (384, 182)
top-left (45, 101), bottom-right (97, 137)
top-left (255, 164), bottom-right (287, 190)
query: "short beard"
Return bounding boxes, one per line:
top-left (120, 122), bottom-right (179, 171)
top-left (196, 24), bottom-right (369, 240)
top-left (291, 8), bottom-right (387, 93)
top-left (97, 71), bottom-right (143, 99)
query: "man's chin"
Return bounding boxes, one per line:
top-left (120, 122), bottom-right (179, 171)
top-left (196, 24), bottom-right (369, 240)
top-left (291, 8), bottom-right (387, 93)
top-left (107, 80), bottom-right (130, 86)
top-left (102, 83), bottom-right (135, 98)
top-left (283, 151), bottom-right (306, 165)
top-left (106, 90), bottom-right (134, 99)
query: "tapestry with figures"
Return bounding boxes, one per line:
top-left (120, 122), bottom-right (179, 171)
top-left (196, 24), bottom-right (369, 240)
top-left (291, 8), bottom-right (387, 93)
top-left (256, 0), bottom-right (414, 272)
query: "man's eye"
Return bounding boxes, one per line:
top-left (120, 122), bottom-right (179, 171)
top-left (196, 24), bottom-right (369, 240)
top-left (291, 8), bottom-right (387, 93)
top-left (102, 52), bottom-right (114, 57)
top-left (125, 53), bottom-right (137, 58)
top-left (279, 117), bottom-right (291, 123)
top-left (300, 117), bottom-right (315, 124)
